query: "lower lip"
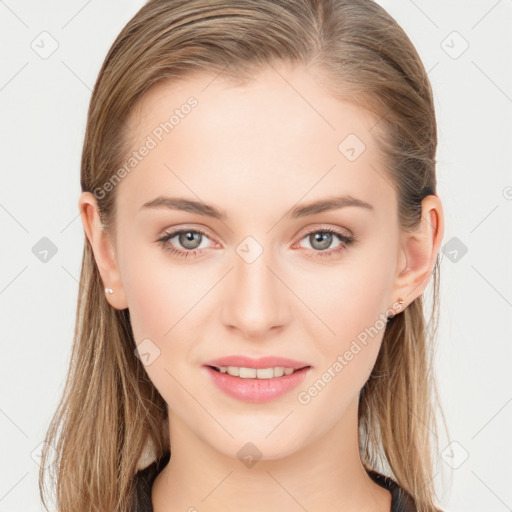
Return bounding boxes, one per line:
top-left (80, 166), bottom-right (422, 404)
top-left (203, 365), bottom-right (311, 403)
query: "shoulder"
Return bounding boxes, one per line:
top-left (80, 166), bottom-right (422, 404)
top-left (132, 452), bottom-right (170, 512)
top-left (366, 469), bottom-right (443, 512)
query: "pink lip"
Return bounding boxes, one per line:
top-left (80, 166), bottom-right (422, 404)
top-left (202, 355), bottom-right (312, 403)
top-left (203, 366), bottom-right (311, 403)
top-left (203, 355), bottom-right (310, 370)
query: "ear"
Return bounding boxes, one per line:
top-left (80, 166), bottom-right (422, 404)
top-left (78, 192), bottom-right (128, 310)
top-left (391, 194), bottom-right (445, 310)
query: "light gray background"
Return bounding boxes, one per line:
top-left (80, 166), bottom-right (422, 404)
top-left (1, 1), bottom-right (511, 511)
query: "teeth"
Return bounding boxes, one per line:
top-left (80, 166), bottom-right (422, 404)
top-left (215, 366), bottom-right (299, 379)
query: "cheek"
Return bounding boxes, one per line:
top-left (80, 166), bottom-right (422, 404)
top-left (123, 267), bottom-right (172, 344)
top-left (121, 252), bottom-right (198, 405)
top-left (300, 250), bottom-right (393, 347)
top-left (120, 246), bottom-right (214, 389)
top-left (295, 269), bottom-right (389, 423)
top-left (295, 244), bottom-right (394, 400)
top-left (121, 241), bottom-right (203, 340)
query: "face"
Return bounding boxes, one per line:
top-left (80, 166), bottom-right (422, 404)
top-left (102, 63), bottom-right (408, 460)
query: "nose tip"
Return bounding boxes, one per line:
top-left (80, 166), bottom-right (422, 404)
top-left (220, 254), bottom-right (288, 337)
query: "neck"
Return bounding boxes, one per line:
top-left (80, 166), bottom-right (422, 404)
top-left (151, 396), bottom-right (391, 512)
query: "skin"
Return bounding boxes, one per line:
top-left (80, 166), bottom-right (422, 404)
top-left (79, 62), bottom-right (444, 511)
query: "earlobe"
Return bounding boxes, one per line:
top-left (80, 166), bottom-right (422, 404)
top-left (392, 195), bottom-right (445, 307)
top-left (78, 192), bottom-right (129, 310)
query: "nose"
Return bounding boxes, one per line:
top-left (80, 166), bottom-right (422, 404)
top-left (219, 243), bottom-right (290, 339)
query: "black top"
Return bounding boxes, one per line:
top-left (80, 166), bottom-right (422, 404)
top-left (132, 452), bottom-right (425, 512)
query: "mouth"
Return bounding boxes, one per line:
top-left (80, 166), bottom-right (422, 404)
top-left (202, 364), bottom-right (312, 403)
top-left (207, 364), bottom-right (310, 379)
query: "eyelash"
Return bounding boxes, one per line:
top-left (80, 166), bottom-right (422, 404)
top-left (156, 226), bottom-right (356, 260)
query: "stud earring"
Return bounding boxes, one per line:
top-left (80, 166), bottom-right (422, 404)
top-left (387, 297), bottom-right (404, 323)
top-left (105, 288), bottom-right (114, 294)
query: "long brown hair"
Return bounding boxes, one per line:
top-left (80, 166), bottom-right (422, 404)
top-left (39, 1), bottom-right (448, 511)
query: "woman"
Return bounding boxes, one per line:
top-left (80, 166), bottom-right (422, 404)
top-left (39, 1), bottom-right (447, 511)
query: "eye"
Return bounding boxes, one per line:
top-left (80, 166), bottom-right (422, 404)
top-left (156, 228), bottom-right (216, 258)
top-left (295, 227), bottom-right (356, 258)
top-left (156, 226), bottom-right (356, 260)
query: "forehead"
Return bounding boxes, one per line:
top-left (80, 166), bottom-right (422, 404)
top-left (118, 64), bottom-right (396, 221)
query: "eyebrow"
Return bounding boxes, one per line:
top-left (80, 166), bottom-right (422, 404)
top-left (140, 194), bottom-right (374, 220)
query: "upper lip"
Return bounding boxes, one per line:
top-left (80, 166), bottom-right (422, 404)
top-left (203, 355), bottom-right (311, 370)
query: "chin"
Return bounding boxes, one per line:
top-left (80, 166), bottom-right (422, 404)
top-left (205, 426), bottom-right (311, 463)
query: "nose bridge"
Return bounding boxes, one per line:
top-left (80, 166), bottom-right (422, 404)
top-left (221, 234), bottom-right (287, 335)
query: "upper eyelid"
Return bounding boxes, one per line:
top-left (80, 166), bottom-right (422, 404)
top-left (161, 226), bottom-right (217, 244)
top-left (300, 224), bottom-right (352, 237)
